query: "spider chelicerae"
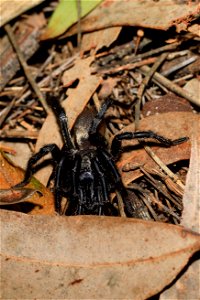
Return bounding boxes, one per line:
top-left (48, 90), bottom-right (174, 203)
top-left (15, 96), bottom-right (187, 216)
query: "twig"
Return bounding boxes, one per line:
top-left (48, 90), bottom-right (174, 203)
top-left (137, 52), bottom-right (169, 100)
top-left (135, 52), bottom-right (169, 129)
top-left (0, 129), bottom-right (38, 139)
top-left (140, 194), bottom-right (159, 221)
top-left (116, 190), bottom-right (126, 217)
top-left (0, 98), bottom-right (16, 127)
top-left (139, 65), bottom-right (199, 107)
top-left (123, 42), bottom-right (180, 65)
top-left (94, 57), bottom-right (156, 75)
top-left (143, 145), bottom-right (185, 190)
top-left (161, 56), bottom-right (197, 77)
top-left (17, 55), bottom-right (76, 103)
top-left (149, 193), bottom-right (180, 221)
top-left (140, 166), bottom-right (183, 209)
top-left (4, 24), bottom-right (49, 114)
top-left (0, 86), bottom-right (27, 127)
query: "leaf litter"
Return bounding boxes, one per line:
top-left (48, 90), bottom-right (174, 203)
top-left (1, 210), bottom-right (200, 299)
top-left (0, 0), bottom-right (200, 299)
top-left (0, 151), bottom-right (54, 215)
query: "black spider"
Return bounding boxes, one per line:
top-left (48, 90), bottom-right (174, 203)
top-left (15, 97), bottom-right (187, 216)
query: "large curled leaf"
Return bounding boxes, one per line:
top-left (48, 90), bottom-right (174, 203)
top-left (1, 210), bottom-right (200, 299)
top-left (0, 151), bottom-right (54, 215)
top-left (41, 0), bottom-right (102, 39)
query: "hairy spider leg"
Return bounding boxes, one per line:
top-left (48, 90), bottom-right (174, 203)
top-left (14, 144), bottom-right (61, 188)
top-left (54, 151), bottom-right (80, 214)
top-left (54, 155), bottom-right (67, 213)
top-left (111, 130), bottom-right (188, 158)
top-left (89, 98), bottom-right (112, 136)
top-left (93, 159), bottom-right (110, 215)
top-left (78, 188), bottom-right (84, 215)
top-left (48, 97), bottom-right (75, 150)
top-left (97, 149), bottom-right (126, 209)
top-left (97, 148), bottom-right (138, 216)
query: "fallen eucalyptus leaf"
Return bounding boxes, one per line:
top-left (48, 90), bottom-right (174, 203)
top-left (0, 151), bottom-right (54, 215)
top-left (0, 188), bottom-right (38, 205)
top-left (160, 118), bottom-right (200, 299)
top-left (1, 211), bottom-right (200, 299)
top-left (0, 0), bottom-right (45, 26)
top-left (66, 0), bottom-right (199, 36)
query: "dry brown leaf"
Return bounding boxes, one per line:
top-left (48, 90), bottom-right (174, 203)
top-left (117, 112), bottom-right (199, 184)
top-left (188, 23), bottom-right (200, 37)
top-left (184, 78), bottom-right (200, 106)
top-left (0, 151), bottom-right (54, 215)
top-left (0, 13), bottom-right (46, 90)
top-left (66, 0), bottom-right (199, 36)
top-left (160, 126), bottom-right (200, 300)
top-left (81, 27), bottom-right (121, 53)
top-left (1, 210), bottom-right (200, 299)
top-left (142, 93), bottom-right (193, 117)
top-left (182, 124), bottom-right (200, 233)
top-left (35, 56), bottom-right (101, 185)
top-left (0, 188), bottom-right (38, 205)
top-left (1, 142), bottom-right (32, 170)
top-left (0, 0), bottom-right (45, 26)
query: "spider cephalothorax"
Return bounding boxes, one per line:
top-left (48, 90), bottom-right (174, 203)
top-left (15, 96), bottom-right (187, 216)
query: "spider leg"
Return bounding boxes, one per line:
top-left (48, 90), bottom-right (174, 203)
top-left (78, 188), bottom-right (84, 215)
top-left (54, 156), bottom-right (66, 213)
top-left (89, 99), bottom-right (112, 136)
top-left (111, 130), bottom-right (188, 158)
top-left (97, 149), bottom-right (136, 216)
top-left (55, 153), bottom-right (80, 214)
top-left (48, 96), bottom-right (75, 150)
top-left (14, 144), bottom-right (61, 188)
top-left (93, 159), bottom-right (110, 215)
top-left (98, 149), bottom-right (122, 185)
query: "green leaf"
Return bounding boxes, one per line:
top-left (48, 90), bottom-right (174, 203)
top-left (42, 0), bottom-right (102, 40)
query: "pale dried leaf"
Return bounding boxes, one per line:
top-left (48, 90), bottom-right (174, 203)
top-left (188, 24), bottom-right (200, 37)
top-left (2, 142), bottom-right (31, 170)
top-left (0, 0), bottom-right (45, 26)
top-left (66, 0), bottom-right (199, 36)
top-left (1, 210), bottom-right (200, 299)
top-left (182, 126), bottom-right (200, 233)
top-left (184, 78), bottom-right (200, 106)
top-left (81, 27), bottom-right (121, 53)
top-left (0, 188), bottom-right (37, 205)
top-left (160, 116), bottom-right (200, 300)
top-left (0, 151), bottom-right (54, 215)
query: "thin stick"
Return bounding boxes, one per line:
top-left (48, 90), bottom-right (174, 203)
top-left (143, 145), bottom-right (185, 190)
top-left (139, 65), bottom-right (199, 107)
top-left (17, 55), bottom-right (76, 103)
top-left (116, 191), bottom-right (126, 217)
top-left (0, 129), bottom-right (38, 139)
top-left (95, 57), bottom-right (156, 75)
top-left (4, 24), bottom-right (49, 114)
top-left (137, 52), bottom-right (169, 100)
top-left (135, 52), bottom-right (169, 129)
